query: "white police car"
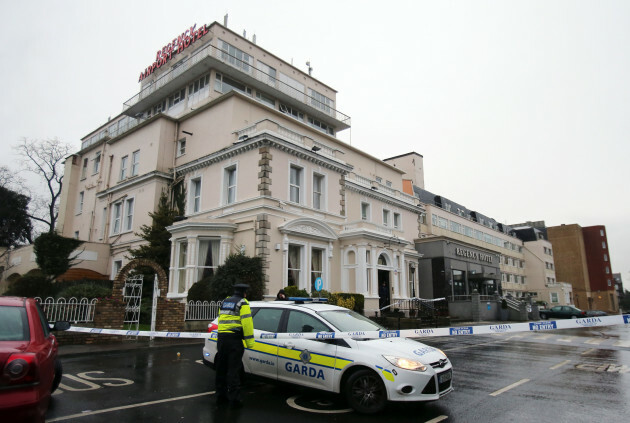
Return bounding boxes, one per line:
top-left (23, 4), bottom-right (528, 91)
top-left (203, 300), bottom-right (453, 413)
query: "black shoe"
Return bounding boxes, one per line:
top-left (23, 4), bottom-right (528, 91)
top-left (229, 400), bottom-right (243, 409)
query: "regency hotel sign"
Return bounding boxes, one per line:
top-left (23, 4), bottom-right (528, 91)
top-left (455, 247), bottom-right (494, 263)
top-left (138, 23), bottom-right (210, 82)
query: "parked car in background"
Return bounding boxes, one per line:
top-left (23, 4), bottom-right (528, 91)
top-left (203, 299), bottom-right (453, 414)
top-left (585, 310), bottom-right (608, 317)
top-left (539, 305), bottom-right (587, 320)
top-left (0, 297), bottom-right (70, 423)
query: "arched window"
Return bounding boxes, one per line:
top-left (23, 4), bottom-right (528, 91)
top-left (378, 254), bottom-right (388, 266)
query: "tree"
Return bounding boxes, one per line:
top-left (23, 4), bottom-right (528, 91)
top-left (207, 253), bottom-right (265, 301)
top-left (33, 232), bottom-right (83, 281)
top-left (0, 185), bottom-right (33, 248)
top-left (14, 138), bottom-right (72, 233)
top-left (128, 191), bottom-right (177, 275)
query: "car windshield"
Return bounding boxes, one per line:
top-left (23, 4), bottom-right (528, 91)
top-left (0, 306), bottom-right (29, 341)
top-left (317, 309), bottom-right (386, 332)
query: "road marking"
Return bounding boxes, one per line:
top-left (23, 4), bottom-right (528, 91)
top-left (585, 338), bottom-right (604, 345)
top-left (613, 340), bottom-right (630, 348)
top-left (549, 360), bottom-right (571, 370)
top-left (581, 348), bottom-right (596, 356)
top-left (489, 379), bottom-right (530, 397)
top-left (47, 391), bottom-right (214, 422)
top-left (533, 334), bottom-right (553, 340)
top-left (557, 337), bottom-right (575, 343)
top-left (425, 416), bottom-right (449, 422)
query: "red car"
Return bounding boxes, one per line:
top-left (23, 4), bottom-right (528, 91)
top-left (0, 297), bottom-right (69, 423)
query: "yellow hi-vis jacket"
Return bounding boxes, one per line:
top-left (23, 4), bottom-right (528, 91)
top-left (218, 296), bottom-right (255, 348)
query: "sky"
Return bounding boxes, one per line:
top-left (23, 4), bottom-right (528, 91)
top-left (1, 1), bottom-right (628, 286)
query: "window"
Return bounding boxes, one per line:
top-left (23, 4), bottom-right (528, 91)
top-left (124, 198), bottom-right (134, 232)
top-left (77, 191), bottom-right (84, 214)
top-left (311, 248), bottom-right (323, 293)
top-left (111, 202), bottom-right (122, 234)
top-left (438, 216), bottom-right (448, 229)
top-left (361, 202), bottom-right (370, 221)
top-left (153, 100), bottom-right (167, 114)
top-left (196, 238), bottom-right (220, 281)
top-left (289, 165), bottom-right (303, 203)
top-left (131, 150), bottom-right (140, 176)
top-left (252, 308), bottom-right (283, 333)
top-left (285, 310), bottom-right (329, 333)
top-left (176, 241), bottom-right (188, 293)
top-left (604, 254), bottom-right (608, 262)
top-left (120, 155), bottom-right (128, 180)
top-left (177, 138), bottom-right (186, 157)
top-left (188, 74), bottom-right (210, 95)
top-left (602, 242), bottom-right (606, 249)
top-left (307, 117), bottom-right (334, 135)
top-left (375, 176), bottom-right (382, 184)
top-left (255, 91), bottom-right (275, 107)
top-left (393, 212), bottom-right (401, 229)
top-left (190, 178), bottom-right (201, 213)
top-left (312, 173), bottom-right (324, 210)
top-left (81, 158), bottom-right (88, 179)
top-left (600, 229), bottom-right (605, 236)
top-left (279, 103), bottom-right (304, 121)
top-left (308, 88), bottom-right (334, 114)
top-left (169, 88), bottom-right (186, 107)
top-left (608, 279), bottom-right (612, 287)
top-left (215, 73), bottom-right (252, 96)
top-left (287, 245), bottom-right (302, 286)
top-left (74, 231), bottom-right (79, 239)
top-left (605, 266), bottom-right (610, 274)
top-left (224, 165), bottom-right (237, 204)
top-left (93, 151), bottom-right (101, 174)
top-left (257, 61), bottom-right (277, 86)
top-left (382, 209), bottom-right (390, 226)
top-left (550, 292), bottom-right (558, 303)
top-left (112, 260), bottom-right (123, 278)
top-left (220, 40), bottom-right (253, 73)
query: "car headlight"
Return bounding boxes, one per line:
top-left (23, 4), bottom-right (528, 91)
top-left (383, 355), bottom-right (427, 371)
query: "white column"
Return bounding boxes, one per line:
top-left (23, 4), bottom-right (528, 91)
top-left (357, 245), bottom-right (367, 295)
top-left (168, 237), bottom-right (177, 294)
top-left (185, 236), bottom-right (197, 292)
top-left (400, 255), bottom-right (408, 298)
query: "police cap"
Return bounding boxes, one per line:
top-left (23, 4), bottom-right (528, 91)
top-left (233, 283), bottom-right (249, 293)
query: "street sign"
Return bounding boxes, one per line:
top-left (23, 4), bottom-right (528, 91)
top-left (314, 277), bottom-right (323, 292)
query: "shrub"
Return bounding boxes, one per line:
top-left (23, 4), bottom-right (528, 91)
top-left (187, 277), bottom-right (212, 302)
top-left (330, 292), bottom-right (364, 314)
top-left (283, 285), bottom-right (309, 298)
top-left (4, 274), bottom-right (54, 298)
top-left (56, 283), bottom-right (112, 299)
top-left (207, 254), bottom-right (265, 301)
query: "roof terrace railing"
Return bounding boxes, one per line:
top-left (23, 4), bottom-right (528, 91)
top-left (123, 42), bottom-right (351, 126)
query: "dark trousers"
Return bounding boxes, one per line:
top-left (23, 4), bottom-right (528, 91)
top-left (215, 333), bottom-right (244, 402)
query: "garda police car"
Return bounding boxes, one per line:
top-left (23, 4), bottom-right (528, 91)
top-left (203, 300), bottom-right (452, 413)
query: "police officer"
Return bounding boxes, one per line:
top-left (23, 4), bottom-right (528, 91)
top-left (215, 283), bottom-right (255, 408)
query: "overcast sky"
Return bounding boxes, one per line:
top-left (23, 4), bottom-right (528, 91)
top-left (2, 1), bottom-right (628, 287)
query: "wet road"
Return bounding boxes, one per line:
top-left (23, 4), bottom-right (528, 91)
top-left (46, 324), bottom-right (630, 422)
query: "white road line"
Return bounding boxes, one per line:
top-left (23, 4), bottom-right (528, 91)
top-left (613, 340), bottom-right (630, 348)
top-left (534, 334), bottom-right (553, 340)
top-left (489, 379), bottom-right (530, 397)
top-left (425, 416), bottom-right (449, 423)
top-left (47, 391), bottom-right (214, 422)
top-left (557, 337), bottom-right (575, 343)
top-left (585, 338), bottom-right (604, 345)
top-left (581, 348), bottom-right (596, 356)
top-left (549, 360), bottom-right (571, 370)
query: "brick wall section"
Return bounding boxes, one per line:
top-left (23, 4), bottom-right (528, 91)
top-left (256, 213), bottom-right (270, 293)
top-left (54, 299), bottom-right (126, 345)
top-left (258, 147), bottom-right (272, 196)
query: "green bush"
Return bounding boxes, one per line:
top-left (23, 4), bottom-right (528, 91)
top-left (187, 277), bottom-right (212, 302)
top-left (56, 283), bottom-right (112, 299)
top-left (330, 292), bottom-right (364, 314)
top-left (283, 285), bottom-right (309, 298)
top-left (208, 254), bottom-right (265, 301)
top-left (4, 274), bottom-right (54, 298)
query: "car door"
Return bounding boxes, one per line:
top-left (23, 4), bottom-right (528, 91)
top-left (32, 301), bottom-right (57, 391)
top-left (549, 306), bottom-right (562, 318)
top-left (243, 307), bottom-right (282, 380)
top-left (276, 309), bottom-right (336, 391)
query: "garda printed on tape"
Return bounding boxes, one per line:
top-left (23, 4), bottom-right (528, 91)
top-left (67, 314), bottom-right (630, 340)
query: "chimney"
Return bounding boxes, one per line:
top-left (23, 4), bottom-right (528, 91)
top-left (224, 14), bottom-right (228, 27)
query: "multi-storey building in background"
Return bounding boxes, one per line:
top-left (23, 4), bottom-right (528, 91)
top-left (547, 224), bottom-right (618, 313)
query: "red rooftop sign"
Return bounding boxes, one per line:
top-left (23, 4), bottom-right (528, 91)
top-left (138, 23), bottom-right (210, 82)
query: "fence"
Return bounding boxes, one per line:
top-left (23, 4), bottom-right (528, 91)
top-left (185, 300), bottom-right (222, 321)
top-left (36, 297), bottom-right (97, 323)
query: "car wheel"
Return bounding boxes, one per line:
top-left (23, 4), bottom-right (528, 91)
top-left (51, 359), bottom-right (62, 393)
top-left (540, 313), bottom-right (547, 320)
top-left (344, 369), bottom-right (387, 414)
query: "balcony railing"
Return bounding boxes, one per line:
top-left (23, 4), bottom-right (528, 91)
top-left (123, 42), bottom-right (351, 126)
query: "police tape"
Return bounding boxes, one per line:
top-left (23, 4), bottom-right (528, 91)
top-left (67, 314), bottom-right (630, 340)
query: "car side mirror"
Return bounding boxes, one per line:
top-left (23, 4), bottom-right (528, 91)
top-left (52, 321), bottom-right (71, 331)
